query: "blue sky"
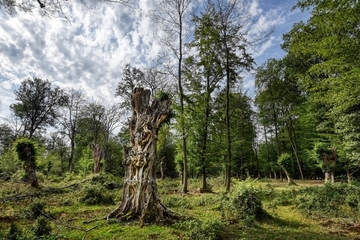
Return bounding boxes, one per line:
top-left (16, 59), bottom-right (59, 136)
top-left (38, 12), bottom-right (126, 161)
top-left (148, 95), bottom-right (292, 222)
top-left (0, 0), bottom-right (309, 119)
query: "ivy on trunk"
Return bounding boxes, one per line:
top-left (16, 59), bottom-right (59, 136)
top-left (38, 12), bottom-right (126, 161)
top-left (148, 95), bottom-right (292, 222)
top-left (14, 138), bottom-right (40, 188)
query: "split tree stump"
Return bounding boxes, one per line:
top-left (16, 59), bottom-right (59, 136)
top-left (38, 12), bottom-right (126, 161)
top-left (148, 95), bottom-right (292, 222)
top-left (107, 88), bottom-right (175, 224)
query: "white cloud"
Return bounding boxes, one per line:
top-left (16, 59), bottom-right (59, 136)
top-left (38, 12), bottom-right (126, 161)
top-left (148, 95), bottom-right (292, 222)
top-left (249, 0), bottom-right (263, 17)
top-left (0, 80), bottom-right (12, 90)
top-left (0, 0), bottom-right (308, 119)
top-left (0, 1), bottom-right (165, 116)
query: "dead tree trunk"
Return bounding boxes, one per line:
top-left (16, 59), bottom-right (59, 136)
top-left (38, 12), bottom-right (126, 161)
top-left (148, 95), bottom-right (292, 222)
top-left (107, 88), bottom-right (174, 224)
top-left (91, 142), bottom-right (102, 174)
top-left (24, 145), bottom-right (40, 188)
top-left (16, 142), bottom-right (40, 188)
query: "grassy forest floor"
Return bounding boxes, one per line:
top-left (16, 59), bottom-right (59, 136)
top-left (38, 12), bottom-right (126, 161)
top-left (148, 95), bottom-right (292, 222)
top-left (1, 175), bottom-right (360, 239)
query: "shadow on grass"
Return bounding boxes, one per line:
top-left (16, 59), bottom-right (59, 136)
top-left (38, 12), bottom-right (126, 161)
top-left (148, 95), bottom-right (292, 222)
top-left (220, 216), bottom-right (349, 240)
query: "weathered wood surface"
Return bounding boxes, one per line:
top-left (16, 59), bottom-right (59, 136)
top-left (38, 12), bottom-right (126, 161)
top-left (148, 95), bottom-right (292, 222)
top-left (107, 88), bottom-right (175, 224)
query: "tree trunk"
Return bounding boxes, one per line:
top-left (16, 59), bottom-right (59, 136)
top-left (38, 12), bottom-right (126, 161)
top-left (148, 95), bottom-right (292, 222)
top-left (324, 172), bottom-right (330, 183)
top-left (286, 114), bottom-right (304, 179)
top-left (331, 170), bottom-right (335, 184)
top-left (263, 126), bottom-right (272, 179)
top-left (91, 142), bottom-right (102, 174)
top-left (346, 169), bottom-right (351, 184)
top-left (160, 157), bottom-right (166, 180)
top-left (201, 84), bottom-right (211, 191)
top-left (108, 88), bottom-right (174, 224)
top-left (225, 53), bottom-right (232, 192)
top-left (69, 130), bottom-right (76, 173)
top-left (22, 144), bottom-right (40, 188)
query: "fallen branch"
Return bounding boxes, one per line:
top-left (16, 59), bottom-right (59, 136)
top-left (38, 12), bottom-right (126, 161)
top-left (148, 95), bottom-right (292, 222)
top-left (36, 206), bottom-right (98, 240)
top-left (0, 178), bottom-right (91, 203)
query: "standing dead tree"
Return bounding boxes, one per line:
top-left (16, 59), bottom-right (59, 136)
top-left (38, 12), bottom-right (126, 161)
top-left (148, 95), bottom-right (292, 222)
top-left (14, 138), bottom-right (40, 188)
top-left (107, 88), bottom-right (174, 224)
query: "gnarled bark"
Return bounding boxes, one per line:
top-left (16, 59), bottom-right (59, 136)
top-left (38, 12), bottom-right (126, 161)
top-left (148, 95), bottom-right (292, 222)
top-left (107, 88), bottom-right (175, 224)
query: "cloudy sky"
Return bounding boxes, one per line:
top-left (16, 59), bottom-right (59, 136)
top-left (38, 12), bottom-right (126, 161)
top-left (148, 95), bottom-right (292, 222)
top-left (0, 0), bottom-right (309, 118)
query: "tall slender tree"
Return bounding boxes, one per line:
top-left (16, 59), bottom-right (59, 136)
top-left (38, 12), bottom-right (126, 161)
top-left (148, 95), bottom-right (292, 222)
top-left (79, 102), bottom-right (106, 174)
top-left (58, 89), bottom-right (86, 172)
top-left (208, 0), bottom-right (254, 191)
top-left (183, 6), bottom-right (223, 190)
top-left (153, 0), bottom-right (196, 193)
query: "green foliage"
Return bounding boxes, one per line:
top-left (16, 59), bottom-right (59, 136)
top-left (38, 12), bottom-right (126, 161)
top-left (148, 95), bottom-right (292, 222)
top-left (90, 173), bottom-right (123, 189)
top-left (154, 91), bottom-right (170, 102)
top-left (0, 123), bottom-right (15, 154)
top-left (281, 0), bottom-right (360, 180)
top-left (115, 64), bottom-right (145, 112)
top-left (2, 178), bottom-right (360, 239)
top-left (219, 180), bottom-right (269, 223)
top-left (193, 194), bottom-right (221, 208)
top-left (156, 125), bottom-right (177, 178)
top-left (79, 183), bottom-right (114, 205)
top-left (277, 153), bottom-right (294, 178)
top-left (78, 146), bottom-right (93, 175)
top-left (175, 218), bottom-right (224, 240)
top-left (13, 138), bottom-right (37, 164)
top-left (0, 149), bottom-right (21, 179)
top-left (295, 183), bottom-right (360, 218)
top-left (313, 142), bottom-right (336, 172)
top-left (33, 216), bottom-right (52, 238)
top-left (5, 223), bottom-right (23, 240)
top-left (162, 195), bottom-right (193, 209)
top-left (24, 201), bottom-right (47, 219)
top-left (269, 188), bottom-right (298, 208)
top-left (10, 169), bottom-right (28, 183)
top-left (157, 178), bottom-right (181, 194)
top-left (314, 142), bottom-right (332, 158)
top-left (10, 77), bottom-right (68, 138)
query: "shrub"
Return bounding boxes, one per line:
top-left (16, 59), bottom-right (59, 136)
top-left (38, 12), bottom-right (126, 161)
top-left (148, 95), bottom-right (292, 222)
top-left (277, 153), bottom-right (296, 184)
top-left (5, 223), bottom-right (23, 240)
top-left (89, 174), bottom-right (123, 189)
top-left (162, 195), bottom-right (192, 209)
top-left (175, 219), bottom-right (223, 240)
top-left (193, 194), bottom-right (221, 207)
top-left (24, 202), bottom-right (47, 219)
top-left (157, 179), bottom-right (181, 194)
top-left (0, 150), bottom-right (21, 179)
top-left (33, 216), bottom-right (52, 238)
top-left (79, 184), bottom-right (114, 205)
top-left (295, 183), bottom-right (360, 218)
top-left (220, 181), bottom-right (269, 223)
top-left (269, 188), bottom-right (298, 208)
top-left (10, 170), bottom-right (28, 183)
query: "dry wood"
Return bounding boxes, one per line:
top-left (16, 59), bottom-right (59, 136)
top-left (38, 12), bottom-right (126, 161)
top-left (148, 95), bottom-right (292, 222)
top-left (107, 88), bottom-right (175, 224)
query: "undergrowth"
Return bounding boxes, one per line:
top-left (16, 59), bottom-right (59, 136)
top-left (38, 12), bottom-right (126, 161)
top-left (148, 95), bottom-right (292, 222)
top-left (1, 176), bottom-right (359, 240)
top-left (174, 218), bottom-right (224, 240)
top-left (219, 179), bottom-right (271, 224)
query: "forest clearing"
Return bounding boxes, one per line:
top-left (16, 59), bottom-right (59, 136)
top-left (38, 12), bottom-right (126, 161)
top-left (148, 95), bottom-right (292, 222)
top-left (1, 175), bottom-right (360, 239)
top-left (1, 0), bottom-right (360, 239)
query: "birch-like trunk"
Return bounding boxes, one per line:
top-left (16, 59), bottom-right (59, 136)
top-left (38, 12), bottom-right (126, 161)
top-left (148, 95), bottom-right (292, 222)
top-left (107, 88), bottom-right (174, 224)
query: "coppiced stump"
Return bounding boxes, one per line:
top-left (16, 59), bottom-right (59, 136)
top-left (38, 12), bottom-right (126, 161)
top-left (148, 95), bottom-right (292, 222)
top-left (107, 88), bottom-right (174, 224)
